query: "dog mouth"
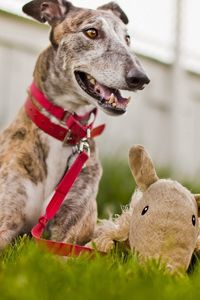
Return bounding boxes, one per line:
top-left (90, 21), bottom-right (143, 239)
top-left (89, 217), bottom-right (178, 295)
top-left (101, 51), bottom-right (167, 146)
top-left (74, 71), bottom-right (131, 115)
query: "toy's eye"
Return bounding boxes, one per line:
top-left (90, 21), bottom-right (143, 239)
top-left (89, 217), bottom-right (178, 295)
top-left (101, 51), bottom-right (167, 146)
top-left (141, 206), bottom-right (149, 215)
top-left (125, 34), bottom-right (131, 45)
top-left (84, 28), bottom-right (98, 39)
top-left (192, 215), bottom-right (196, 226)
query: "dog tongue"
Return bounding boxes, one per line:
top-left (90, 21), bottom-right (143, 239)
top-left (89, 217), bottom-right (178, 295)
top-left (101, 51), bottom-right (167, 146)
top-left (94, 82), bottom-right (129, 106)
top-left (94, 83), bottom-right (113, 100)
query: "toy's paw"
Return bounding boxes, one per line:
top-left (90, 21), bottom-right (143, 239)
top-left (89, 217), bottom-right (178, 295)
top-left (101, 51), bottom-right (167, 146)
top-left (85, 241), bottom-right (94, 249)
top-left (86, 236), bottom-right (114, 253)
top-left (96, 237), bottom-right (114, 253)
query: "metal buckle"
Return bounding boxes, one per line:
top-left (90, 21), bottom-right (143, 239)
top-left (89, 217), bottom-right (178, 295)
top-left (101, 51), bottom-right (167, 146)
top-left (61, 111), bottom-right (71, 124)
top-left (86, 128), bottom-right (91, 139)
top-left (63, 129), bottom-right (72, 146)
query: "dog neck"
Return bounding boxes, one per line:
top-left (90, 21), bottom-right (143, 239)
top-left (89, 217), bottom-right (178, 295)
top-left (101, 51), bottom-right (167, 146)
top-left (33, 46), bottom-right (94, 115)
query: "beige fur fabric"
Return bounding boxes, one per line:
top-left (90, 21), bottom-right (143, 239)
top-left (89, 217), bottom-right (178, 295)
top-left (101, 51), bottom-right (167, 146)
top-left (89, 145), bottom-right (200, 272)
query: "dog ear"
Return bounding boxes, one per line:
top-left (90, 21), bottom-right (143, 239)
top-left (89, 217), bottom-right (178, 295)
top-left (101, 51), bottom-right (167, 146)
top-left (22, 0), bottom-right (74, 25)
top-left (97, 2), bottom-right (129, 25)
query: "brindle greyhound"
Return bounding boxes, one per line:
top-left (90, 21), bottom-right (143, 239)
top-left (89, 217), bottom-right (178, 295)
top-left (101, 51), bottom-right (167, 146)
top-left (0, 0), bottom-right (149, 249)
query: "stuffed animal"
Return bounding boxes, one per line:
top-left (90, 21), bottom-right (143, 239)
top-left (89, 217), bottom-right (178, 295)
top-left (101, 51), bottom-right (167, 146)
top-left (88, 145), bottom-right (200, 272)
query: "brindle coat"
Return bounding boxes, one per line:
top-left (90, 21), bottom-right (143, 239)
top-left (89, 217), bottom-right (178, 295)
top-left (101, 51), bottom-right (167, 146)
top-left (0, 0), bottom-right (149, 248)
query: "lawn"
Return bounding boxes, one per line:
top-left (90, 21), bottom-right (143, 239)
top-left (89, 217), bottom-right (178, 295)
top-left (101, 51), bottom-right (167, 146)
top-left (1, 237), bottom-right (200, 300)
top-left (0, 160), bottom-right (200, 300)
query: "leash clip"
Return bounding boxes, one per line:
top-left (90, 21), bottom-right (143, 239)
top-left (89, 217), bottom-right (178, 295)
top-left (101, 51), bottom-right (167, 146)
top-left (66, 129), bottom-right (91, 170)
top-left (78, 129), bottom-right (91, 157)
top-left (79, 139), bottom-right (90, 155)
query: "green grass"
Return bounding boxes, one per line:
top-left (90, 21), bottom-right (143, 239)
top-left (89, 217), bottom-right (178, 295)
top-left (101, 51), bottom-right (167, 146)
top-left (1, 237), bottom-right (200, 300)
top-left (1, 160), bottom-right (200, 300)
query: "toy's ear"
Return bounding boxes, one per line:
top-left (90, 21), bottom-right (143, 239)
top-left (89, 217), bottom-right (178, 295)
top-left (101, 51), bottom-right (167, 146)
top-left (97, 2), bottom-right (129, 25)
top-left (129, 145), bottom-right (159, 192)
top-left (194, 194), bottom-right (200, 216)
top-left (22, 0), bottom-right (74, 26)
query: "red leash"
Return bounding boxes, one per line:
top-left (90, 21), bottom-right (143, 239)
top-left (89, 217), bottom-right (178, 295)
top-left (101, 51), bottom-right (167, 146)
top-left (26, 82), bottom-right (105, 256)
top-left (32, 149), bottom-right (94, 256)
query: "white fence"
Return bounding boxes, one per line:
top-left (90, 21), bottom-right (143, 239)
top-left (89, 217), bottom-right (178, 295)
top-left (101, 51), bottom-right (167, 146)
top-left (1, 10), bottom-right (200, 180)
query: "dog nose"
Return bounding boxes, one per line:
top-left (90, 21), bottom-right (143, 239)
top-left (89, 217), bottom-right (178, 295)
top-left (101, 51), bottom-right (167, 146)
top-left (126, 69), bottom-right (150, 89)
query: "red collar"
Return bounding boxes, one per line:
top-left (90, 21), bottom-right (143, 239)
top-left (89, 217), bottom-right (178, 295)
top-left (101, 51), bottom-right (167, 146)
top-left (25, 82), bottom-right (105, 145)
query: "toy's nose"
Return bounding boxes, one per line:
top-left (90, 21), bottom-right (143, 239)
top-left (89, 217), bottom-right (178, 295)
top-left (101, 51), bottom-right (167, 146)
top-left (126, 69), bottom-right (150, 90)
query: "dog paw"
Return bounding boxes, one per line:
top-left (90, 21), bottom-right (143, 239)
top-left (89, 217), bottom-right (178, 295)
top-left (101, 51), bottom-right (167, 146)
top-left (0, 242), bottom-right (10, 250)
top-left (0, 229), bottom-right (13, 250)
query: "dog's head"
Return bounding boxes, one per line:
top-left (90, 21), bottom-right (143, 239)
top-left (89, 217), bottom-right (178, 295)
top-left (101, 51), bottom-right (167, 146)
top-left (23, 0), bottom-right (150, 115)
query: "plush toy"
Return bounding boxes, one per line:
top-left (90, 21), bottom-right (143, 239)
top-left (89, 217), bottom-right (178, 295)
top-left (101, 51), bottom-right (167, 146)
top-left (88, 145), bottom-right (200, 272)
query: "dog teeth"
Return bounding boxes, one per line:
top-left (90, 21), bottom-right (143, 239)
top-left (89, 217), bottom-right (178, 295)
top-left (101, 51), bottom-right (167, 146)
top-left (108, 93), bottom-right (115, 104)
top-left (107, 94), bottom-right (117, 107)
top-left (87, 75), bottom-right (96, 85)
top-left (90, 78), bottom-right (96, 85)
top-left (86, 75), bottom-right (96, 85)
top-left (127, 96), bottom-right (131, 102)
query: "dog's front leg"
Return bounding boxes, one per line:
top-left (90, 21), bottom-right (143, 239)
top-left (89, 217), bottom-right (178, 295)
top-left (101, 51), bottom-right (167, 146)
top-left (0, 173), bottom-right (44, 249)
top-left (0, 180), bottom-right (28, 249)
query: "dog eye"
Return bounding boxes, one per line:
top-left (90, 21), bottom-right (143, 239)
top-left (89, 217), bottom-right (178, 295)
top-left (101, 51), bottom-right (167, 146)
top-left (192, 215), bottom-right (196, 226)
top-left (141, 206), bottom-right (149, 215)
top-left (84, 28), bottom-right (98, 39)
top-left (125, 35), bottom-right (131, 45)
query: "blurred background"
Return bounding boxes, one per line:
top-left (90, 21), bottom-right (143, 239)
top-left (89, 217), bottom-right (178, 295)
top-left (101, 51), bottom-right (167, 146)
top-left (0, 0), bottom-right (200, 215)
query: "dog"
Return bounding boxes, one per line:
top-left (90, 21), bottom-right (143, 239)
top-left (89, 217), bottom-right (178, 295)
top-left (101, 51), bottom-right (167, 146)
top-left (0, 0), bottom-right (150, 249)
